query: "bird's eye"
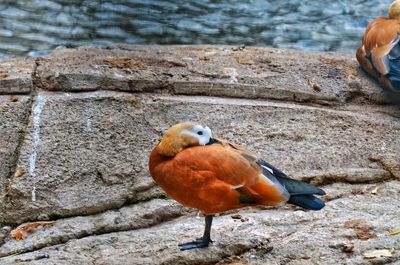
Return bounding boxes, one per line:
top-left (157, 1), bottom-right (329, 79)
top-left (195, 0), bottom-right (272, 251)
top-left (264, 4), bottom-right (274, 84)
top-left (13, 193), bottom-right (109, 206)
top-left (197, 131), bottom-right (203, 135)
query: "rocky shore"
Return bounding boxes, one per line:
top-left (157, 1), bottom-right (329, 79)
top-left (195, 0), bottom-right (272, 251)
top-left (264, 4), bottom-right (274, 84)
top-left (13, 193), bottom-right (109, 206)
top-left (0, 45), bottom-right (399, 264)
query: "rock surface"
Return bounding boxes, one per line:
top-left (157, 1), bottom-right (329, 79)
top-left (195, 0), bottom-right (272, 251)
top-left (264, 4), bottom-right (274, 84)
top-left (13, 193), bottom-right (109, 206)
top-left (0, 96), bottom-right (31, 219)
top-left (0, 45), bottom-right (399, 264)
top-left (0, 58), bottom-right (35, 94)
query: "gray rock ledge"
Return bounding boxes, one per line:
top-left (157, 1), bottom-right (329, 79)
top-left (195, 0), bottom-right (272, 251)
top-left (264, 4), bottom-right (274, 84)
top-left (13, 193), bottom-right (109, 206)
top-left (0, 45), bottom-right (399, 265)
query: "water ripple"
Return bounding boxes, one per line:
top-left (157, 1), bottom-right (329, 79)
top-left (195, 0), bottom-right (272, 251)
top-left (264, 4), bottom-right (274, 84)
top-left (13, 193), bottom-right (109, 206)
top-left (0, 0), bottom-right (394, 57)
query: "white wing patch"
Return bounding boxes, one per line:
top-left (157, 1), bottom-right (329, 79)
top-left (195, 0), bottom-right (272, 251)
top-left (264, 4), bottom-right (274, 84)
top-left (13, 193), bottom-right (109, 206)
top-left (261, 165), bottom-right (274, 174)
top-left (230, 184), bottom-right (244, 189)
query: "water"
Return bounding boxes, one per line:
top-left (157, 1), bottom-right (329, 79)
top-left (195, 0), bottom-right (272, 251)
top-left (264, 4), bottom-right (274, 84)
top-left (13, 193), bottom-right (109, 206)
top-left (0, 0), bottom-right (393, 57)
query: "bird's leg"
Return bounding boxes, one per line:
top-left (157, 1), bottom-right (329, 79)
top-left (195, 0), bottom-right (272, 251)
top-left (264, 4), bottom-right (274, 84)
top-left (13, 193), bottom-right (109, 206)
top-left (202, 215), bottom-right (213, 244)
top-left (179, 215), bottom-right (213, 251)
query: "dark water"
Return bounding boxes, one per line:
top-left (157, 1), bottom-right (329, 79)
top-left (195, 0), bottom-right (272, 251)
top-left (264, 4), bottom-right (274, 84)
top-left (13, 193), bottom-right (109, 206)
top-left (0, 0), bottom-right (393, 57)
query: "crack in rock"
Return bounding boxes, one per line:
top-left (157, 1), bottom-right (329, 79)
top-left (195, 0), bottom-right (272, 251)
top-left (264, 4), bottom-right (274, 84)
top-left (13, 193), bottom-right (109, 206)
top-left (369, 156), bottom-right (400, 180)
top-left (0, 199), bottom-right (187, 258)
top-left (297, 167), bottom-right (394, 185)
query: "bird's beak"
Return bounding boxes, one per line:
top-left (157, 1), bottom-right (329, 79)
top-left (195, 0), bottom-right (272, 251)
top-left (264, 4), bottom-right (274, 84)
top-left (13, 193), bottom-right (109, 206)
top-left (206, 138), bottom-right (220, 145)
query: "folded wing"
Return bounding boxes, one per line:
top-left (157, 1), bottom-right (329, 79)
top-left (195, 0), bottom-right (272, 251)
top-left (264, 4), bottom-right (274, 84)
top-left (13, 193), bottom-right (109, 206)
top-left (357, 17), bottom-right (400, 91)
top-left (221, 140), bottom-right (326, 211)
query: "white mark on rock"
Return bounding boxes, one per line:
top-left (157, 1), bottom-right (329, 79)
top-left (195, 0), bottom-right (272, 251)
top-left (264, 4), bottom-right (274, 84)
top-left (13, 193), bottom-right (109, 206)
top-left (86, 118), bottom-right (92, 132)
top-left (223, 67), bottom-right (238, 84)
top-left (381, 142), bottom-right (386, 150)
top-left (85, 110), bottom-right (92, 133)
top-left (31, 186), bottom-right (36, 202)
top-left (113, 72), bottom-right (125, 78)
top-left (92, 64), bottom-right (108, 70)
top-left (196, 211), bottom-right (202, 219)
top-left (29, 95), bottom-right (47, 202)
top-left (204, 51), bottom-right (216, 56)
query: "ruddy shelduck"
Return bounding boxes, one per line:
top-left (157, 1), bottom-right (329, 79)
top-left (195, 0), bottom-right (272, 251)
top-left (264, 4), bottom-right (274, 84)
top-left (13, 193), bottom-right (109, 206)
top-left (149, 123), bottom-right (326, 250)
top-left (356, 0), bottom-right (400, 92)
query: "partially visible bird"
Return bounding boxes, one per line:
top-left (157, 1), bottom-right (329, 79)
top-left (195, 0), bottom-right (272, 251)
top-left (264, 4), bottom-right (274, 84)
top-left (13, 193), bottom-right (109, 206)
top-left (356, 0), bottom-right (400, 92)
top-left (149, 123), bottom-right (326, 251)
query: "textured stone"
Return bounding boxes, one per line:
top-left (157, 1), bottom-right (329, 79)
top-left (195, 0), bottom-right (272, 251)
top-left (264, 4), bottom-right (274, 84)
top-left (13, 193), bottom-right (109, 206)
top-left (1, 91), bottom-right (399, 226)
top-left (0, 199), bottom-right (186, 258)
top-left (145, 95), bottom-right (400, 178)
top-left (0, 58), bottom-right (35, 94)
top-left (34, 45), bottom-right (394, 105)
top-left (0, 96), bottom-right (30, 221)
top-left (0, 45), bottom-right (399, 264)
top-left (1, 91), bottom-right (163, 224)
top-left (0, 182), bottom-right (399, 264)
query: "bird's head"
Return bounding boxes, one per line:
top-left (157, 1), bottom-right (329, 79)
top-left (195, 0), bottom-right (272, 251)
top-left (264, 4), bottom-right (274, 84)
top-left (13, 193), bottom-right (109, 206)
top-left (157, 122), bottom-right (214, 157)
top-left (389, 0), bottom-right (400, 18)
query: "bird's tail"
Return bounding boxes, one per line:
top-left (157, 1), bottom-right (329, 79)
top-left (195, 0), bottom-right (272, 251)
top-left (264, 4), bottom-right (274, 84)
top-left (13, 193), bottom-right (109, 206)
top-left (287, 194), bottom-right (325, 210)
top-left (258, 160), bottom-right (326, 211)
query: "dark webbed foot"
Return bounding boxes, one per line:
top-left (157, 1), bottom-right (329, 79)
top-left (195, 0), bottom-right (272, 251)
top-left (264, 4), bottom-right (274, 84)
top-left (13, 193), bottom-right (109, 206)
top-left (179, 215), bottom-right (214, 251)
top-left (179, 237), bottom-right (213, 251)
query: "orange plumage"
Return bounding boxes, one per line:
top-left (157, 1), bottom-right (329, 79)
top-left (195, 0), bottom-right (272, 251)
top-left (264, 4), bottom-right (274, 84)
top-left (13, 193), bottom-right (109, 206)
top-left (149, 123), bottom-right (326, 250)
top-left (356, 0), bottom-right (400, 92)
top-left (150, 141), bottom-right (287, 215)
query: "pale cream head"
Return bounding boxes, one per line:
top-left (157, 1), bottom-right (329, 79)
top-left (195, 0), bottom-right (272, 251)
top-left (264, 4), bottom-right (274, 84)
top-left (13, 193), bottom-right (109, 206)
top-left (157, 123), bottom-right (213, 156)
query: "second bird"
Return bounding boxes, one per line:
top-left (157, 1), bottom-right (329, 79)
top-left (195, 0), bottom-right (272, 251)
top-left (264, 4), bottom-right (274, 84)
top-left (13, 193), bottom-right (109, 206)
top-left (356, 0), bottom-right (400, 92)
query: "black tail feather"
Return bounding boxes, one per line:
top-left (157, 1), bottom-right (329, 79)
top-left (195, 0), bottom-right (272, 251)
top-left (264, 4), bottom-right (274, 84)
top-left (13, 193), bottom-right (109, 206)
top-left (288, 195), bottom-right (325, 210)
top-left (274, 175), bottom-right (326, 196)
top-left (257, 159), bottom-right (326, 211)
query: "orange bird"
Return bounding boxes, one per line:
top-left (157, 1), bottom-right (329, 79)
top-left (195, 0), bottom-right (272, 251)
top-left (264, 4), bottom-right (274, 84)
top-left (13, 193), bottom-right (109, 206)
top-left (149, 123), bottom-right (326, 250)
top-left (356, 0), bottom-right (400, 92)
